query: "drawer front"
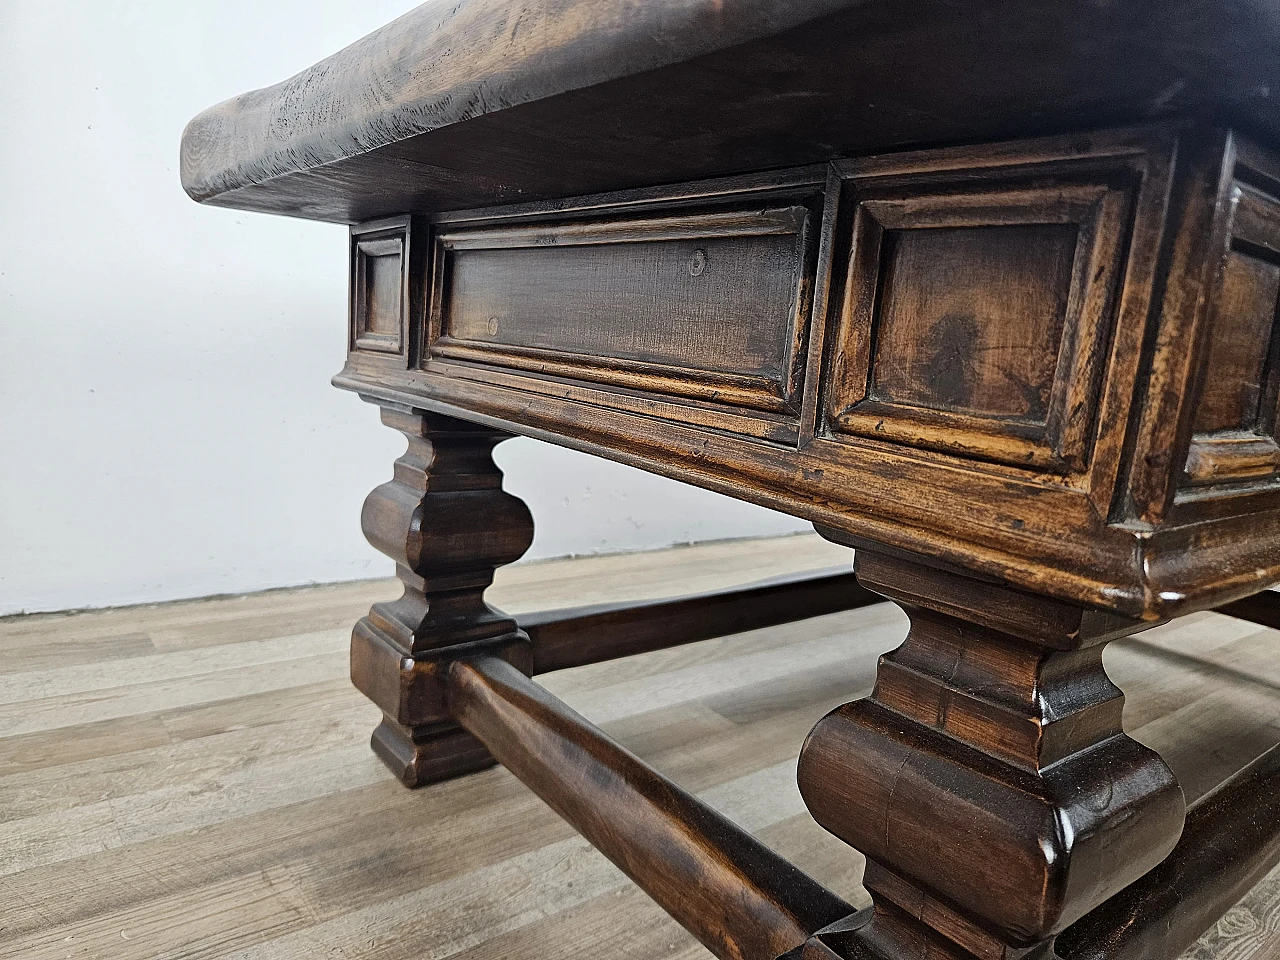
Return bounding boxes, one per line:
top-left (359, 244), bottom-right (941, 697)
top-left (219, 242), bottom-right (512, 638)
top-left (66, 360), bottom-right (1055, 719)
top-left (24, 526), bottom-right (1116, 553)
top-left (426, 203), bottom-right (818, 417)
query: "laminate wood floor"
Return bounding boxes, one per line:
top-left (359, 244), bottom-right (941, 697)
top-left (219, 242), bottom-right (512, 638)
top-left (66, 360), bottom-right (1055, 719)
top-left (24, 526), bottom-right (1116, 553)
top-left (1, 534), bottom-right (1277, 959)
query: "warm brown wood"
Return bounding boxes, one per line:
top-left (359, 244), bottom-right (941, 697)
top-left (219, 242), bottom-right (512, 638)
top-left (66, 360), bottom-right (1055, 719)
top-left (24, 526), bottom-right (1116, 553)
top-left (347, 407), bottom-right (876, 788)
top-left (404, 168), bottom-right (833, 447)
top-left (855, 223), bottom-right (1077, 416)
top-left (432, 202), bottom-right (819, 415)
top-left (523, 567), bottom-right (877, 675)
top-left (350, 218), bottom-right (411, 355)
top-left (825, 171), bottom-right (1132, 473)
top-left (796, 552), bottom-right (1187, 959)
top-left (181, 12), bottom-right (1280, 959)
top-left (1053, 742), bottom-right (1280, 960)
top-left (349, 405), bottom-right (534, 787)
top-left (1191, 251), bottom-right (1280, 436)
top-left (179, 1), bottom-right (1280, 223)
top-left (328, 125), bottom-right (1280, 621)
top-left (446, 654), bottom-right (854, 960)
top-left (1181, 169), bottom-right (1280, 489)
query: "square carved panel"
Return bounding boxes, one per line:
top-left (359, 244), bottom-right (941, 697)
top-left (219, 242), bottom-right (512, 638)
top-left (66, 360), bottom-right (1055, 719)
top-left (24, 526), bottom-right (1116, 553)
top-left (825, 171), bottom-right (1135, 473)
top-left (1183, 183), bottom-right (1280, 488)
top-left (350, 218), bottom-right (409, 356)
top-left (869, 224), bottom-right (1078, 421)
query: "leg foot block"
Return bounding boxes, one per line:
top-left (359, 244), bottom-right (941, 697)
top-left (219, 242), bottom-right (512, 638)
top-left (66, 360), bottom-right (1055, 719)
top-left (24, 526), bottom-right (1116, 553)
top-left (372, 718), bottom-right (496, 788)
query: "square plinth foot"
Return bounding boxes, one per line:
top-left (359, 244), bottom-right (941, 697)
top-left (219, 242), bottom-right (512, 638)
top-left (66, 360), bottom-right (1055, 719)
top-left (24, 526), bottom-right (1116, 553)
top-left (371, 718), bottom-right (497, 789)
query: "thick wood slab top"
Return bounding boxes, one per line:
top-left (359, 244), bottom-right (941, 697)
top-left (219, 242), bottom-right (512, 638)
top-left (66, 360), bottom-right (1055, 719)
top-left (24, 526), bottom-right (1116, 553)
top-left (180, 0), bottom-right (847, 220)
top-left (182, 0), bottom-right (1280, 223)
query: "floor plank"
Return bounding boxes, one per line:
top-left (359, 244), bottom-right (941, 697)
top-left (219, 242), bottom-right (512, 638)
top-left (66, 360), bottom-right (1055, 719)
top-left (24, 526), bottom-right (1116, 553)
top-left (0, 534), bottom-right (1276, 959)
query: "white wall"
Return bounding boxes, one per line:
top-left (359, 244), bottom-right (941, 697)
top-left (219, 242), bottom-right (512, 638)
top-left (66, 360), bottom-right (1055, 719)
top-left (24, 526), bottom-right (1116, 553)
top-left (0, 1), bottom-right (809, 616)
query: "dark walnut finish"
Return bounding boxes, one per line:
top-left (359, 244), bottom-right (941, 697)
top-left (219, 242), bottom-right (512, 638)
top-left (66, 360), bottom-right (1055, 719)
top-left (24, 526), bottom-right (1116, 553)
top-left (350, 406), bottom-right (534, 787)
top-left (797, 553), bottom-right (1186, 959)
top-left (523, 567), bottom-right (878, 675)
top-left (1180, 146), bottom-right (1280, 491)
top-left (1054, 742), bottom-right (1280, 960)
top-left (330, 125), bottom-right (1280, 619)
top-left (431, 200), bottom-right (820, 416)
top-left (180, 0), bottom-right (1280, 223)
top-left (185, 6), bottom-right (1280, 959)
top-left (448, 655), bottom-right (854, 960)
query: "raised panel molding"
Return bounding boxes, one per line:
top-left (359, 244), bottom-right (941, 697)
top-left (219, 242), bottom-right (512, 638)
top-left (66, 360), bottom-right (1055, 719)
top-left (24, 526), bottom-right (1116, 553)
top-left (1182, 180), bottom-right (1280, 490)
top-left (334, 126), bottom-right (1280, 616)
top-left (350, 217), bottom-right (410, 357)
top-left (425, 198), bottom-right (820, 417)
top-left (822, 161), bottom-right (1137, 475)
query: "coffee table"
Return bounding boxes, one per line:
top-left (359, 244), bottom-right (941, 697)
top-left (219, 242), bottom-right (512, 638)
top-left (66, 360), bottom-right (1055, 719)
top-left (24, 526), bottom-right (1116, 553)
top-left (182, 4), bottom-right (1280, 956)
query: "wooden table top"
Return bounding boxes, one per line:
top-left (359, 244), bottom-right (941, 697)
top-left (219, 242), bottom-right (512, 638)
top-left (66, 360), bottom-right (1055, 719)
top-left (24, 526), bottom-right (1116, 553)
top-left (181, 0), bottom-right (1280, 223)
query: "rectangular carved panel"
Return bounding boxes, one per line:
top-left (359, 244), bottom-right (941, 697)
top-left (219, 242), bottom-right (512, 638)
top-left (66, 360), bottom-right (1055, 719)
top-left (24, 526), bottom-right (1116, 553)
top-left (350, 217), bottom-right (409, 356)
top-left (1184, 182), bottom-right (1280, 488)
top-left (428, 206), bottom-right (815, 413)
top-left (824, 159), bottom-right (1137, 475)
top-left (1193, 250), bottom-right (1280, 433)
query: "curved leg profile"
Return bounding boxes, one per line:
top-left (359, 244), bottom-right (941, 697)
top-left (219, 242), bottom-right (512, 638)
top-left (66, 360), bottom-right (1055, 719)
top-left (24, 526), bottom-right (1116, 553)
top-left (797, 551), bottom-right (1187, 959)
top-left (350, 405), bottom-right (534, 787)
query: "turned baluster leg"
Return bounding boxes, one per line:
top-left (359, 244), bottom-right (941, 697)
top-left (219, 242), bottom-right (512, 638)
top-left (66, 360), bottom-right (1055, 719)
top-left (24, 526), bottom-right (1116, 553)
top-left (350, 405), bottom-right (534, 788)
top-left (796, 552), bottom-right (1187, 960)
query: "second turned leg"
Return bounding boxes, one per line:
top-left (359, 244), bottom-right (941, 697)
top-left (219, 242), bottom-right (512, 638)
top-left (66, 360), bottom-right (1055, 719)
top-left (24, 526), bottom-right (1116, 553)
top-left (797, 552), bottom-right (1187, 959)
top-left (350, 405), bottom-right (534, 788)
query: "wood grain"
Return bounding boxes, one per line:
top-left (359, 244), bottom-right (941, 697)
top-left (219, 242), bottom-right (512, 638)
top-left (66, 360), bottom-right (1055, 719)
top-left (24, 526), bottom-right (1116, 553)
top-left (448, 655), bottom-right (852, 960)
top-left (431, 205), bottom-right (815, 414)
top-left (175, 15), bottom-right (1280, 952)
top-left (326, 125), bottom-right (1280, 623)
top-left (179, 0), bottom-right (1280, 222)
top-left (522, 567), bottom-right (876, 674)
top-left (328, 124), bottom-right (1280, 622)
top-left (1054, 742), bottom-right (1280, 960)
top-left (350, 218), bottom-right (410, 356)
top-left (349, 406), bottom-right (534, 787)
top-left (798, 551), bottom-right (1185, 958)
top-left (867, 223), bottom-right (1077, 419)
top-left (1181, 178), bottom-right (1280, 490)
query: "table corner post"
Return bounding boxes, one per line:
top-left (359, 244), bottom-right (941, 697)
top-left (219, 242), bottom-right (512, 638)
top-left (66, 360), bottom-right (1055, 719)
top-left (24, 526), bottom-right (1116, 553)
top-left (796, 550), bottom-right (1187, 959)
top-left (351, 403), bottom-right (534, 788)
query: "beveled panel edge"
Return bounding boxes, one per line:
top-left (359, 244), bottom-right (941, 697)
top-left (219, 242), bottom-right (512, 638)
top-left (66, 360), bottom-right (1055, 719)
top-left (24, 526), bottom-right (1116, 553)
top-left (818, 126), bottom-right (1174, 517)
top-left (1165, 132), bottom-right (1280, 518)
top-left (349, 215), bottom-right (411, 360)
top-left (1184, 434), bottom-right (1280, 485)
top-left (1175, 168), bottom-right (1280, 498)
top-left (414, 172), bottom-right (829, 433)
top-left (343, 350), bottom-right (805, 447)
top-left (1115, 127), bottom-right (1235, 524)
top-left (333, 123), bottom-right (1280, 620)
top-left (426, 203), bottom-right (815, 414)
top-left (823, 179), bottom-right (1132, 475)
top-left (430, 341), bottom-right (791, 413)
